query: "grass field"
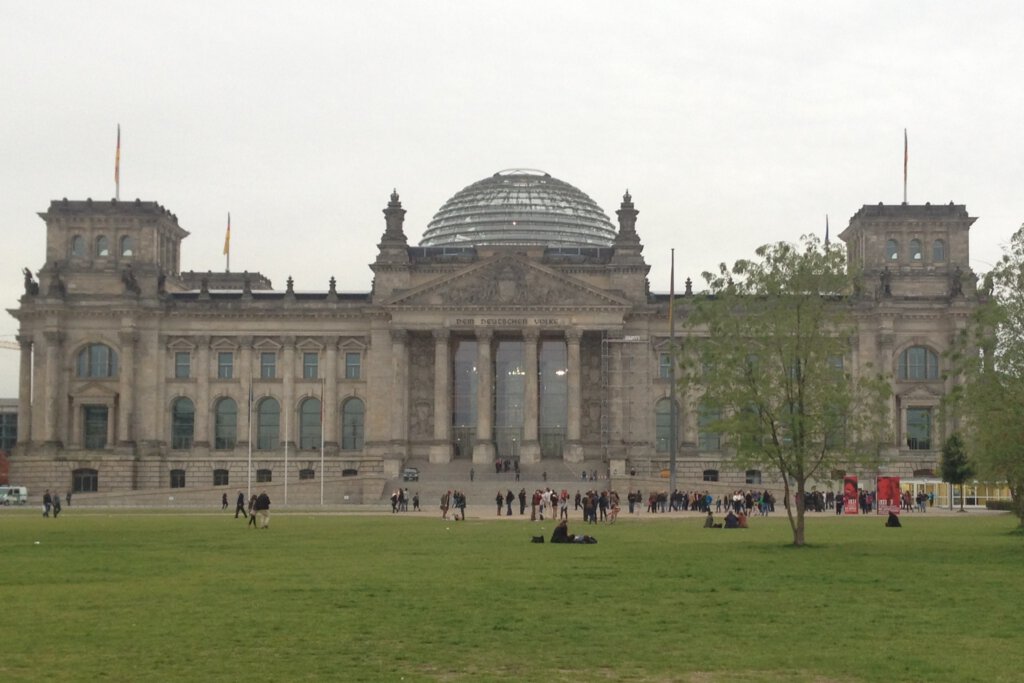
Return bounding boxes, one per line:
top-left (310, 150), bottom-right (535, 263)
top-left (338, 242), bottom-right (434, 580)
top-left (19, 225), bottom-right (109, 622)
top-left (1, 509), bottom-right (1022, 682)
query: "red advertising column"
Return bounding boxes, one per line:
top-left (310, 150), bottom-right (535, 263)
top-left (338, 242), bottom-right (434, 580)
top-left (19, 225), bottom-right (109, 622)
top-left (876, 476), bottom-right (901, 515)
top-left (843, 475), bottom-right (859, 514)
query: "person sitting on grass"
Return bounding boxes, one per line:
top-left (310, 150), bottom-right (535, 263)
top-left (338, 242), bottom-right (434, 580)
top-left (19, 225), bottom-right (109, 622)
top-left (703, 510), bottom-right (715, 528)
top-left (550, 520), bottom-right (598, 544)
top-left (737, 511), bottom-right (748, 528)
top-left (885, 511), bottom-right (902, 528)
top-left (724, 510), bottom-right (739, 528)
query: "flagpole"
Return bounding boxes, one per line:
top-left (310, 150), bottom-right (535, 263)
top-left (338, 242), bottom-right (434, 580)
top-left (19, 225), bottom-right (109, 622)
top-left (247, 378), bottom-right (253, 500)
top-left (668, 248), bottom-right (678, 497)
top-left (284, 386), bottom-right (290, 507)
top-left (320, 377), bottom-right (325, 506)
top-left (224, 212), bottom-right (231, 273)
top-left (114, 124), bottom-right (121, 201)
top-left (903, 128), bottom-right (908, 205)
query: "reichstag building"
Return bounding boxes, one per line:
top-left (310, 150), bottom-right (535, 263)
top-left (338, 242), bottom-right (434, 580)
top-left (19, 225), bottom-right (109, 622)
top-left (8, 169), bottom-right (979, 498)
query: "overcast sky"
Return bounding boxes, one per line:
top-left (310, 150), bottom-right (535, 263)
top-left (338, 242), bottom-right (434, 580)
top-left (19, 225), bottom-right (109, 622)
top-left (2, 1), bottom-right (1023, 397)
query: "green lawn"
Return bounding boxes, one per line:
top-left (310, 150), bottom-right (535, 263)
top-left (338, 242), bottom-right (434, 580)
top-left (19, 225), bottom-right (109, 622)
top-left (1, 510), bottom-right (1021, 682)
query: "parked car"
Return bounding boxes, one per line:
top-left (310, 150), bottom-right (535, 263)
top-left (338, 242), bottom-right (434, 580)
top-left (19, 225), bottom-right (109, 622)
top-left (402, 467), bottom-right (419, 482)
top-left (0, 485), bottom-right (29, 505)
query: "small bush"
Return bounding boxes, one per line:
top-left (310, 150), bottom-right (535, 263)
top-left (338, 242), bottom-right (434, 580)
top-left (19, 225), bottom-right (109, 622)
top-left (985, 500), bottom-right (1013, 511)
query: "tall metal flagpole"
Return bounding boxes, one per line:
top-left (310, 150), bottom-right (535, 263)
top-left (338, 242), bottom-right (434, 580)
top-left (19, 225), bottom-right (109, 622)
top-left (247, 378), bottom-right (253, 500)
top-left (668, 248), bottom-right (678, 496)
top-left (114, 124), bottom-right (121, 201)
top-left (320, 378), bottom-right (325, 506)
top-left (224, 212), bottom-right (231, 273)
top-left (903, 128), bottom-right (908, 205)
top-left (284, 385), bottom-right (290, 506)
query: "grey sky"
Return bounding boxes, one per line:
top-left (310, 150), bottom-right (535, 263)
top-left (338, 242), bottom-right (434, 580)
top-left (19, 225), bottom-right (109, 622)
top-left (2, 1), bottom-right (1023, 396)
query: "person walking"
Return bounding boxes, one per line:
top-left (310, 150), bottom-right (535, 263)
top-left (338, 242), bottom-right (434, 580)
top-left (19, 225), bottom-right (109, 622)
top-left (42, 489), bottom-right (52, 517)
top-left (52, 493), bottom-right (62, 518)
top-left (221, 493), bottom-right (229, 510)
top-left (66, 491), bottom-right (72, 507)
top-left (235, 491), bottom-right (248, 518)
top-left (255, 490), bottom-right (271, 529)
top-left (247, 494), bottom-right (259, 528)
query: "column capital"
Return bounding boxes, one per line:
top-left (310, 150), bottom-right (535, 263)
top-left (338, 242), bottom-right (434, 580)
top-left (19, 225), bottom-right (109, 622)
top-left (522, 329), bottom-right (540, 342)
top-left (565, 328), bottom-right (582, 343)
top-left (281, 335), bottom-right (296, 348)
top-left (475, 328), bottom-right (493, 342)
top-left (118, 330), bottom-right (140, 347)
top-left (432, 329), bottom-right (450, 342)
top-left (195, 334), bottom-right (211, 348)
top-left (238, 335), bottom-right (254, 348)
top-left (16, 334), bottom-right (34, 348)
top-left (322, 335), bottom-right (340, 350)
top-left (390, 329), bottom-right (408, 344)
top-left (42, 330), bottom-right (64, 345)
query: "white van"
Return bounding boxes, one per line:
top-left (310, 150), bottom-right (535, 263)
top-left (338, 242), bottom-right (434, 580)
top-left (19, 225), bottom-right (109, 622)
top-left (0, 485), bottom-right (29, 505)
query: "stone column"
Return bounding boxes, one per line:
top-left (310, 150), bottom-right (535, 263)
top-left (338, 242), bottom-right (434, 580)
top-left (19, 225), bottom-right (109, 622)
top-left (191, 335), bottom-right (210, 450)
top-left (323, 337), bottom-right (339, 451)
top-left (238, 336), bottom-right (253, 448)
top-left (473, 329), bottom-right (495, 464)
top-left (17, 335), bottom-right (32, 446)
top-left (390, 330), bottom-right (409, 454)
top-left (117, 330), bottom-right (138, 447)
top-left (564, 328), bottom-right (584, 463)
top-left (43, 331), bottom-right (64, 446)
top-left (429, 329), bottom-right (452, 463)
top-left (282, 336), bottom-right (296, 450)
top-left (519, 330), bottom-right (541, 463)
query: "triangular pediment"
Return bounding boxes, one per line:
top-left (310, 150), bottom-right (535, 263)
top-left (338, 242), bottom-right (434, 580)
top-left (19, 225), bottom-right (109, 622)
top-left (72, 381), bottom-right (119, 399)
top-left (385, 253), bottom-right (631, 308)
top-left (900, 384), bottom-right (942, 401)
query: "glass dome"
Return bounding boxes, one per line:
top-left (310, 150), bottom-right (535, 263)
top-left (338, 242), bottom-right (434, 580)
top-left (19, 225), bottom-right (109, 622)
top-left (419, 169), bottom-right (617, 248)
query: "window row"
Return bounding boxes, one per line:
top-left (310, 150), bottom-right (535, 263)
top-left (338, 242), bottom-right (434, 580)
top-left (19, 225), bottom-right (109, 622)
top-left (886, 238), bottom-right (946, 263)
top-left (171, 396), bottom-right (365, 451)
top-left (70, 234), bottom-right (134, 258)
top-left (173, 351), bottom-right (362, 380)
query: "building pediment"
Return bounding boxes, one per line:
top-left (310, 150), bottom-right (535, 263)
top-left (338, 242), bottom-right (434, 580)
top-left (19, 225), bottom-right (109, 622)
top-left (900, 384), bottom-right (942, 401)
top-left (384, 253), bottom-right (632, 308)
top-left (71, 380), bottom-right (119, 399)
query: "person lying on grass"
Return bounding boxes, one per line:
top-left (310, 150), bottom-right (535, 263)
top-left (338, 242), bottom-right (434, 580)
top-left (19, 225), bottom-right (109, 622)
top-left (550, 520), bottom-right (598, 544)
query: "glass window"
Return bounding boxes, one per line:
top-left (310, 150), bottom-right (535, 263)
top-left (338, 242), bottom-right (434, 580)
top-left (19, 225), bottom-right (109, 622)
top-left (257, 398), bottom-right (279, 450)
top-left (71, 235), bottom-right (86, 257)
top-left (120, 235), bottom-right (134, 256)
top-left (256, 469), bottom-right (272, 483)
top-left (96, 236), bottom-right (109, 257)
top-left (171, 397), bottom-right (195, 449)
top-left (77, 344), bottom-right (118, 378)
top-left (538, 339), bottom-right (567, 458)
top-left (910, 239), bottom-right (922, 261)
top-left (451, 339), bottom-right (478, 460)
top-left (698, 402), bottom-right (721, 451)
top-left (341, 397), bottom-right (364, 451)
top-left (303, 352), bottom-right (319, 379)
top-left (886, 239), bottom-right (899, 261)
top-left (898, 346), bottom-right (939, 380)
top-left (170, 469), bottom-right (186, 488)
top-left (299, 468), bottom-right (315, 481)
top-left (214, 398), bottom-right (237, 450)
top-left (745, 470), bottom-right (762, 485)
top-left (174, 351), bottom-right (191, 379)
top-left (217, 352), bottom-right (233, 379)
top-left (72, 468), bottom-right (98, 493)
top-left (494, 340), bottom-right (524, 460)
top-left (655, 398), bottom-right (673, 453)
top-left (659, 352), bottom-right (672, 379)
top-left (0, 412), bottom-right (17, 450)
top-left (83, 406), bottom-right (108, 449)
top-left (213, 469), bottom-right (229, 486)
top-left (260, 352), bottom-right (276, 379)
top-left (907, 408), bottom-right (931, 450)
top-left (344, 352), bottom-right (361, 379)
top-left (300, 398), bottom-right (322, 449)
top-left (703, 469), bottom-right (719, 482)
top-left (932, 239), bottom-right (946, 262)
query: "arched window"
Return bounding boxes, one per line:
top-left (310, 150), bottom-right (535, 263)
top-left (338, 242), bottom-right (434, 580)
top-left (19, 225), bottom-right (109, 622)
top-left (96, 236), bottom-right (110, 257)
top-left (654, 398), bottom-right (674, 453)
top-left (698, 402), bottom-right (721, 451)
top-left (299, 398), bottom-right (322, 449)
top-left (120, 235), bottom-right (135, 256)
top-left (76, 344), bottom-right (118, 378)
top-left (898, 346), bottom-right (939, 380)
top-left (909, 239), bottom-right (922, 261)
top-left (257, 398), bottom-right (280, 450)
top-left (341, 398), bottom-right (365, 451)
top-left (71, 235), bottom-right (86, 257)
top-left (171, 397), bottom-right (194, 449)
top-left (703, 469), bottom-right (719, 482)
top-left (932, 239), bottom-right (946, 262)
top-left (886, 239), bottom-right (899, 261)
top-left (214, 398), bottom-right (237, 450)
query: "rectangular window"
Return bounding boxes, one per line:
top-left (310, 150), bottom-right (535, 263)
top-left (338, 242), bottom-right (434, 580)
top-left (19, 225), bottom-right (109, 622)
top-left (256, 469), bottom-right (273, 483)
top-left (698, 404), bottom-right (721, 451)
top-left (0, 412), bottom-right (17, 450)
top-left (174, 352), bottom-right (191, 379)
top-left (213, 469), bottom-right (229, 486)
top-left (907, 408), bottom-right (932, 450)
top-left (83, 406), bottom-right (108, 449)
top-left (345, 352), bottom-right (361, 379)
top-left (303, 352), bottom-right (319, 379)
top-left (658, 352), bottom-right (672, 380)
top-left (217, 352), bottom-right (233, 379)
top-left (260, 352), bottom-right (276, 379)
top-left (169, 469), bottom-right (186, 488)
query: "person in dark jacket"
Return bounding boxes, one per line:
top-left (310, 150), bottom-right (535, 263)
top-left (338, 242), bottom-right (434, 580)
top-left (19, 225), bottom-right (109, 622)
top-left (254, 491), bottom-right (271, 528)
top-left (235, 491), bottom-right (248, 518)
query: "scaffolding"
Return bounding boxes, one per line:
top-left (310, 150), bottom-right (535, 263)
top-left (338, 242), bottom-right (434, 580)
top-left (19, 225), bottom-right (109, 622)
top-left (600, 334), bottom-right (651, 465)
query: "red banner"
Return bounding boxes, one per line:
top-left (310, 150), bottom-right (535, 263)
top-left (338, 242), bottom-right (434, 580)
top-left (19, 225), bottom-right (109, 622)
top-left (843, 475), bottom-right (859, 515)
top-left (876, 476), bottom-right (901, 515)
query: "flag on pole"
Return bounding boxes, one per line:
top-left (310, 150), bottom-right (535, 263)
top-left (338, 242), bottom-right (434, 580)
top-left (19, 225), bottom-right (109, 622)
top-left (114, 124), bottom-right (121, 199)
top-left (223, 213), bottom-right (231, 256)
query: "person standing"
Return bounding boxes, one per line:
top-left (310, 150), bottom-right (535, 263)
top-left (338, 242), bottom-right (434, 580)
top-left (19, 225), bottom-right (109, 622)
top-left (505, 489), bottom-right (514, 517)
top-left (235, 491), bottom-right (248, 518)
top-left (496, 491), bottom-right (504, 516)
top-left (413, 492), bottom-right (420, 511)
top-left (221, 493), bottom-right (229, 510)
top-left (66, 491), bottom-right (72, 507)
top-left (52, 493), bottom-right (62, 518)
top-left (518, 488), bottom-right (527, 515)
top-left (255, 490), bottom-right (271, 529)
top-left (42, 489), bottom-right (52, 517)
top-left (247, 494), bottom-right (258, 528)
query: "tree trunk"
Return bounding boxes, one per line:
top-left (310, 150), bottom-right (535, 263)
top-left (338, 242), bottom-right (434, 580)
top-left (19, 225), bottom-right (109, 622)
top-left (959, 483), bottom-right (966, 512)
top-left (792, 482), bottom-right (806, 547)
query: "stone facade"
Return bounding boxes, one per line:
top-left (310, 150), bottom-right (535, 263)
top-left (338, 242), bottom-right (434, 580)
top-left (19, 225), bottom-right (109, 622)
top-left (7, 189), bottom-right (980, 497)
